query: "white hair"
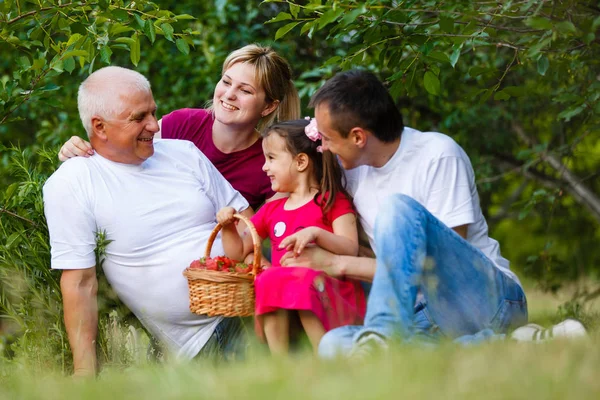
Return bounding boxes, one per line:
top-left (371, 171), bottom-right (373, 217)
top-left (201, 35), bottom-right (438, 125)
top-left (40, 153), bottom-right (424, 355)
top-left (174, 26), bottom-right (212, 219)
top-left (77, 66), bottom-right (151, 136)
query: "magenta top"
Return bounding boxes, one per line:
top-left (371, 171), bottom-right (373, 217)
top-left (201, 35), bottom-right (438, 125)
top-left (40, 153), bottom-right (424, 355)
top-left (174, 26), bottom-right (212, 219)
top-left (160, 108), bottom-right (275, 210)
top-left (251, 192), bottom-right (354, 266)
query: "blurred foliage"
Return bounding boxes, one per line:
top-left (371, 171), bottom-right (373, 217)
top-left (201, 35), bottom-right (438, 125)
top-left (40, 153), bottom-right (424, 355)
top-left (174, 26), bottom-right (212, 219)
top-left (0, 0), bottom-right (599, 368)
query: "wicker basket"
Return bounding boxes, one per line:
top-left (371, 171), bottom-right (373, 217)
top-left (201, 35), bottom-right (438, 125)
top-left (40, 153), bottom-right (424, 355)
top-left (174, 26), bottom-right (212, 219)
top-left (183, 213), bottom-right (261, 317)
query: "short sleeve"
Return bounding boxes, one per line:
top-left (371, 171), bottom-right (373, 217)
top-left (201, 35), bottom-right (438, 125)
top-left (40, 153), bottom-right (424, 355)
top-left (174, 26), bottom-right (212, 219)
top-left (160, 109), bottom-right (189, 139)
top-left (423, 155), bottom-right (475, 228)
top-left (328, 192), bottom-right (355, 222)
top-left (190, 142), bottom-right (249, 213)
top-left (43, 172), bottom-right (97, 270)
top-left (250, 202), bottom-right (272, 240)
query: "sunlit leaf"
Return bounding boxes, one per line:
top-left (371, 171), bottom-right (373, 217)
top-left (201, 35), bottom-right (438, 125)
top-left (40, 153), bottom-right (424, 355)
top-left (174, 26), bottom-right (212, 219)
top-left (423, 71), bottom-right (440, 96)
top-left (275, 22), bottom-right (301, 40)
top-left (176, 38), bottom-right (190, 55)
top-left (537, 55), bottom-right (549, 76)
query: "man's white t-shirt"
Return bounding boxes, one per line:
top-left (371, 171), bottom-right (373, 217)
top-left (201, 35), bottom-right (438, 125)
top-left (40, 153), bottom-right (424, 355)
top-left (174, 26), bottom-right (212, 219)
top-left (43, 139), bottom-right (249, 360)
top-left (345, 127), bottom-right (519, 284)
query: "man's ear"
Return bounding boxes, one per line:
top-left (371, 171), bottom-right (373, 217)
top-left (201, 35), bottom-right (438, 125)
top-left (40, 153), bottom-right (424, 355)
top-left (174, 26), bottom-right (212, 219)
top-left (91, 116), bottom-right (108, 140)
top-left (261, 100), bottom-right (280, 118)
top-left (296, 152), bottom-right (310, 172)
top-left (349, 127), bottom-right (368, 148)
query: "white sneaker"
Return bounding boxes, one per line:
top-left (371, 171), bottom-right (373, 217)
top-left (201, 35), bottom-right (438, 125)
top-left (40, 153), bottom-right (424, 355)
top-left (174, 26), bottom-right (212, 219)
top-left (511, 319), bottom-right (588, 342)
top-left (349, 333), bottom-right (389, 359)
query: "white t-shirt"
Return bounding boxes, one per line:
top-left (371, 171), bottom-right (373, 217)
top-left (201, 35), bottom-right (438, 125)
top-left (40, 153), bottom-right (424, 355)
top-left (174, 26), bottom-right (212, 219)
top-left (43, 139), bottom-right (249, 360)
top-left (345, 127), bottom-right (519, 284)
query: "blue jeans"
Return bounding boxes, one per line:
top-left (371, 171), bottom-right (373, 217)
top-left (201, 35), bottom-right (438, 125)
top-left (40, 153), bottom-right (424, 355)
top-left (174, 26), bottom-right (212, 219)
top-left (319, 194), bottom-right (527, 358)
top-left (196, 317), bottom-right (247, 361)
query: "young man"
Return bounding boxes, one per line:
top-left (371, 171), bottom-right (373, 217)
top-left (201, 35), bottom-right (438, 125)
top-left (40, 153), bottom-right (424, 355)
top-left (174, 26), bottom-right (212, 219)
top-left (43, 66), bottom-right (251, 376)
top-left (280, 70), bottom-right (528, 356)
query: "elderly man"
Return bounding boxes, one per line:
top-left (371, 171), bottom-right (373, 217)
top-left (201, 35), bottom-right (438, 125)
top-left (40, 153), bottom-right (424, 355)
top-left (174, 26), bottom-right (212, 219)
top-left (43, 66), bottom-right (251, 376)
top-left (280, 70), bottom-right (529, 356)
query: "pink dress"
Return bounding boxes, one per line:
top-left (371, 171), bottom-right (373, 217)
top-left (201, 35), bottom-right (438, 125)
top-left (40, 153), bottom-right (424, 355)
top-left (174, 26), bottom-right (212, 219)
top-left (250, 193), bottom-right (366, 334)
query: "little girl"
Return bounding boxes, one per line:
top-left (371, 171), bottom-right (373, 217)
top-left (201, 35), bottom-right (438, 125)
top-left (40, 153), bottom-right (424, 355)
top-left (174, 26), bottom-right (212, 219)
top-left (217, 118), bottom-right (366, 355)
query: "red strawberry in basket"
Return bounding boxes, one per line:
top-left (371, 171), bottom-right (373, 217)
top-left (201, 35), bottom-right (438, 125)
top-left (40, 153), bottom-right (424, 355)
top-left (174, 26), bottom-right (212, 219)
top-left (205, 257), bottom-right (219, 271)
top-left (235, 263), bottom-right (252, 274)
top-left (189, 259), bottom-right (203, 269)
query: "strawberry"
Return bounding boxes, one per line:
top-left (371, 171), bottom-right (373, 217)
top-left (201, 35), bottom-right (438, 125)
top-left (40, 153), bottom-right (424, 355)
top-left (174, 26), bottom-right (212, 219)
top-left (189, 260), bottom-right (203, 269)
top-left (205, 258), bottom-right (219, 271)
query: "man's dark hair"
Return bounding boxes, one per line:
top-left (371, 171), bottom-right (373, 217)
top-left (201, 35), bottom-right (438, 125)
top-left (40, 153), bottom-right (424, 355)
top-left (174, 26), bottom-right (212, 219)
top-left (309, 70), bottom-right (404, 143)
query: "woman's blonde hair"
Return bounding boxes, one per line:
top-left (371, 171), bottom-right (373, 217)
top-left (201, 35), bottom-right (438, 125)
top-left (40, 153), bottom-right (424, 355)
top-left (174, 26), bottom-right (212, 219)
top-left (211, 44), bottom-right (300, 132)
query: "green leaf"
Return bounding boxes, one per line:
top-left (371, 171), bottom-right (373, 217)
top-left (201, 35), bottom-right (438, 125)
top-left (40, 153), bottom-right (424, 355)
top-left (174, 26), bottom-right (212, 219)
top-left (115, 37), bottom-right (136, 45)
top-left (318, 8), bottom-right (344, 29)
top-left (144, 20), bottom-right (156, 44)
top-left (63, 57), bottom-right (76, 73)
top-left (324, 56), bottom-right (342, 66)
top-left (439, 16), bottom-right (454, 33)
top-left (109, 24), bottom-right (135, 35)
top-left (51, 59), bottom-right (64, 73)
top-left (32, 57), bottom-right (46, 71)
top-left (161, 23), bottom-right (174, 42)
top-left (66, 33), bottom-right (83, 47)
top-left (111, 9), bottom-right (129, 21)
top-left (537, 55), bottom-right (549, 76)
top-left (557, 105), bottom-right (586, 121)
top-left (62, 50), bottom-right (88, 59)
top-left (427, 51), bottom-right (449, 63)
top-left (267, 12), bottom-right (292, 24)
top-left (423, 71), bottom-right (440, 96)
top-left (174, 14), bottom-right (195, 20)
top-left (6, 232), bottom-right (21, 249)
top-left (502, 86), bottom-right (526, 97)
top-left (289, 4), bottom-right (300, 19)
top-left (340, 6), bottom-right (367, 27)
top-left (275, 22), bottom-right (301, 40)
top-left (130, 34), bottom-right (141, 66)
top-left (449, 47), bottom-right (461, 68)
top-left (100, 45), bottom-right (113, 64)
top-left (469, 66), bottom-right (489, 78)
top-left (494, 90), bottom-right (510, 101)
top-left (301, 21), bottom-right (316, 35)
top-left (4, 183), bottom-right (18, 203)
top-left (555, 21), bottom-right (577, 35)
top-left (134, 13), bottom-right (145, 29)
top-left (525, 17), bottom-right (553, 30)
top-left (176, 38), bottom-right (190, 55)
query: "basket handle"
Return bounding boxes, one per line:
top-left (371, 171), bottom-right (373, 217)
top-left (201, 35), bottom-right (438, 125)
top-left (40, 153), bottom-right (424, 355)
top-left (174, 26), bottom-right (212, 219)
top-left (204, 213), bottom-right (262, 277)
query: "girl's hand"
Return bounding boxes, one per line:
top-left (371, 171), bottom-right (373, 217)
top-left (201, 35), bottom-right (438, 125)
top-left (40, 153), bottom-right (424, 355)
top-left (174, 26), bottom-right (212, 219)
top-left (216, 207), bottom-right (236, 226)
top-left (58, 136), bottom-right (94, 162)
top-left (278, 227), bottom-right (320, 256)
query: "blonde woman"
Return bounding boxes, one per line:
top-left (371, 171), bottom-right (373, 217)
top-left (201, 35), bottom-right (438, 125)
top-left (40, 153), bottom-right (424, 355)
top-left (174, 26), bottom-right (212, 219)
top-left (59, 44), bottom-right (300, 210)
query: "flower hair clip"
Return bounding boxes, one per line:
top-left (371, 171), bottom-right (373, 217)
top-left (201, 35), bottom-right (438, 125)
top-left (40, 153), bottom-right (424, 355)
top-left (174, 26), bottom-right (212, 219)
top-left (304, 117), bottom-right (323, 153)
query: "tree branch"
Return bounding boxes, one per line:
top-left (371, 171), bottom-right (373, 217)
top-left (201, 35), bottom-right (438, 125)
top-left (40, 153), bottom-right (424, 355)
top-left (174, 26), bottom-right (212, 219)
top-left (5, 2), bottom-right (81, 25)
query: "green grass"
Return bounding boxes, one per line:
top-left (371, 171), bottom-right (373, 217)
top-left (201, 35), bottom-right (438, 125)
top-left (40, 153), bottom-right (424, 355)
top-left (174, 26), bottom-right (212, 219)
top-left (0, 285), bottom-right (598, 399)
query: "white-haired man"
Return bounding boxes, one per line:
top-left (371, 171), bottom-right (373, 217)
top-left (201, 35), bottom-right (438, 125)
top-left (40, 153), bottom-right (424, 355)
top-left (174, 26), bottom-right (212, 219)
top-left (43, 66), bottom-right (251, 376)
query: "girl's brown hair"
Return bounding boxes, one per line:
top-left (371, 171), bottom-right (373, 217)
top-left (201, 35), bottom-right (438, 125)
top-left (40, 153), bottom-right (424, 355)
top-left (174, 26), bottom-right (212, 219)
top-left (263, 119), bottom-right (350, 223)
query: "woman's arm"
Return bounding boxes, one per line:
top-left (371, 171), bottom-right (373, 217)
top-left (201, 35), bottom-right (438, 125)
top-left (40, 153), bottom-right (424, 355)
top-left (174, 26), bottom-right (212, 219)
top-left (58, 120), bottom-right (163, 161)
top-left (278, 213), bottom-right (358, 257)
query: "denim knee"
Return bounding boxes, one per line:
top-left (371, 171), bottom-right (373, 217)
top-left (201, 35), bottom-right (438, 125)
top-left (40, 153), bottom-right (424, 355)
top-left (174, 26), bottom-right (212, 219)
top-left (375, 194), bottom-right (424, 236)
top-left (318, 326), bottom-right (360, 359)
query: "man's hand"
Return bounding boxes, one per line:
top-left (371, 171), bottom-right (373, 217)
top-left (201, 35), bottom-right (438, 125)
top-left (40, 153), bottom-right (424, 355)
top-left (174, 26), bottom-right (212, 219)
top-left (278, 226), bottom-right (321, 256)
top-left (280, 246), bottom-right (343, 278)
top-left (58, 136), bottom-right (94, 162)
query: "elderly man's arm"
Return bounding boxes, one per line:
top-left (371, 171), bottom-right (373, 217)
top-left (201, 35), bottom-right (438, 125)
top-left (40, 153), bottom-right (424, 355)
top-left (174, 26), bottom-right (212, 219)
top-left (60, 267), bottom-right (98, 377)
